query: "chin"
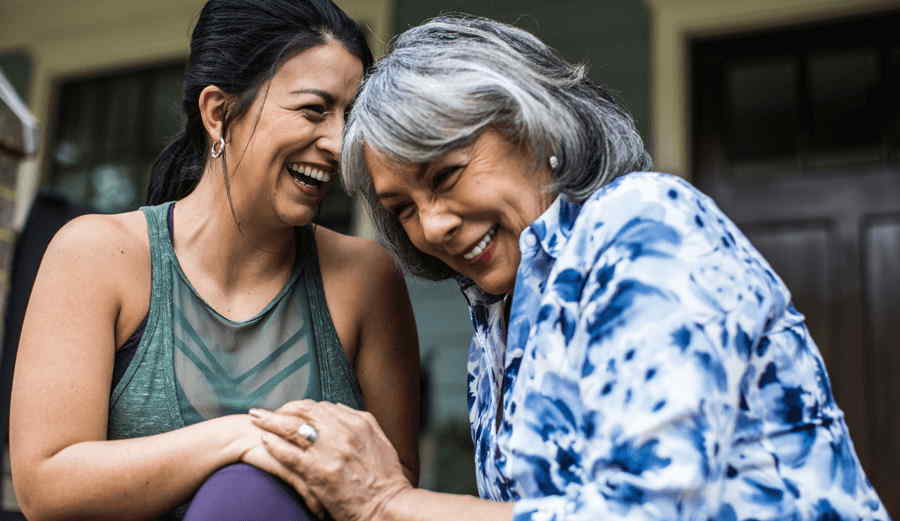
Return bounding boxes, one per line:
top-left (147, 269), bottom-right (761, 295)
top-left (276, 203), bottom-right (317, 227)
top-left (472, 273), bottom-right (515, 296)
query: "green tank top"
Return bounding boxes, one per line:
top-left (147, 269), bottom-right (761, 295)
top-left (108, 201), bottom-right (362, 440)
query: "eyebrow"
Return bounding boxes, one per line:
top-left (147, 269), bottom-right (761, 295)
top-left (289, 88), bottom-right (336, 106)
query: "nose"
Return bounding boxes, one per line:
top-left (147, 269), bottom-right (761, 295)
top-left (419, 202), bottom-right (461, 247)
top-left (316, 113), bottom-right (344, 158)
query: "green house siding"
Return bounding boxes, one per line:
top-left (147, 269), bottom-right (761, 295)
top-left (391, 0), bottom-right (651, 141)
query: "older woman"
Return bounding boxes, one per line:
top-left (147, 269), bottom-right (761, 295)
top-left (249, 15), bottom-right (890, 521)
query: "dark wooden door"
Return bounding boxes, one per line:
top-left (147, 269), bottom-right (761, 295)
top-left (692, 11), bottom-right (900, 516)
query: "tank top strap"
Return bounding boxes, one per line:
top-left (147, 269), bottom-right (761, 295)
top-left (109, 201), bottom-right (184, 437)
top-left (143, 201), bottom-right (176, 303)
top-left (297, 225), bottom-right (364, 409)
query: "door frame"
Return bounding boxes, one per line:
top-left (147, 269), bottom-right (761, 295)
top-left (643, 0), bottom-right (899, 178)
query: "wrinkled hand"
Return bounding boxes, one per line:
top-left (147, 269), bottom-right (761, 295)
top-left (250, 401), bottom-right (412, 521)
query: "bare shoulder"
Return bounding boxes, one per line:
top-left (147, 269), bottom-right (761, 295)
top-left (43, 210), bottom-right (150, 290)
top-left (312, 226), bottom-right (407, 359)
top-left (49, 211), bottom-right (147, 260)
top-left (313, 225), bottom-right (401, 284)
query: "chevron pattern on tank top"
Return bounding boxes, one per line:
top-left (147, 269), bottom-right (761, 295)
top-left (173, 308), bottom-right (312, 412)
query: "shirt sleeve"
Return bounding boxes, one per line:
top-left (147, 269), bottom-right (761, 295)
top-left (511, 179), bottom-right (780, 520)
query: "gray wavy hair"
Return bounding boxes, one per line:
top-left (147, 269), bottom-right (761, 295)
top-left (341, 14), bottom-right (652, 280)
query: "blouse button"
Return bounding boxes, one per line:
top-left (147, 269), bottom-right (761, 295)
top-left (524, 234), bottom-right (537, 248)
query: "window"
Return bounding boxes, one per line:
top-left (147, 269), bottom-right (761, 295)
top-left (695, 11), bottom-right (900, 180)
top-left (47, 63), bottom-right (184, 212)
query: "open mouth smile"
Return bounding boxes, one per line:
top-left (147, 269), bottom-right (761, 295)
top-left (463, 225), bottom-right (498, 261)
top-left (286, 162), bottom-right (333, 191)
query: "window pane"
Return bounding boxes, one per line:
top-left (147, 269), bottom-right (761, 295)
top-left (90, 162), bottom-right (140, 213)
top-left (146, 65), bottom-right (185, 153)
top-left (726, 59), bottom-right (799, 177)
top-left (49, 81), bottom-right (100, 201)
top-left (52, 167), bottom-right (92, 204)
top-left (141, 65), bottom-right (185, 198)
top-left (102, 74), bottom-right (142, 162)
top-left (46, 64), bottom-right (185, 212)
top-left (808, 49), bottom-right (881, 168)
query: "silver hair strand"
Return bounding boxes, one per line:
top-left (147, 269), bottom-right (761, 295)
top-left (342, 14), bottom-right (652, 280)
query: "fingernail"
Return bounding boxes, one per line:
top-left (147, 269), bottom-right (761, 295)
top-left (248, 408), bottom-right (265, 418)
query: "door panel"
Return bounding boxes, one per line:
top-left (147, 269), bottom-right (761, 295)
top-left (743, 223), bottom-right (835, 364)
top-left (863, 216), bottom-right (900, 502)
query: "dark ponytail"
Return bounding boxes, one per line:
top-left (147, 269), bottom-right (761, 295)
top-left (146, 0), bottom-right (374, 205)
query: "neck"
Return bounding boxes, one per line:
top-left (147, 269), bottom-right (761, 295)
top-left (171, 165), bottom-right (299, 290)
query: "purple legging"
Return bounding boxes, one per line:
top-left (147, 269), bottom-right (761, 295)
top-left (183, 463), bottom-right (316, 521)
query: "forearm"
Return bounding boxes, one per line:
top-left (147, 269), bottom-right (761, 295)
top-left (15, 414), bottom-right (249, 521)
top-left (382, 488), bottom-right (514, 521)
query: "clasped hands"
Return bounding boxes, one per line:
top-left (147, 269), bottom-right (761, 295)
top-left (243, 400), bottom-right (412, 521)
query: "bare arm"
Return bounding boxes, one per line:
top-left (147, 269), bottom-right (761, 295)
top-left (382, 489), bottom-right (513, 521)
top-left (314, 230), bottom-right (421, 485)
top-left (10, 215), bottom-right (258, 521)
top-left (352, 244), bottom-right (421, 484)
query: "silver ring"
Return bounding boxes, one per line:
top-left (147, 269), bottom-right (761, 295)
top-left (296, 422), bottom-right (318, 445)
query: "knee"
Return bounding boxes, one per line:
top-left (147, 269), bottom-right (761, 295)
top-left (183, 464), bottom-right (314, 521)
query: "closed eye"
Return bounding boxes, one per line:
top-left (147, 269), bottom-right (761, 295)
top-left (388, 202), bottom-right (415, 221)
top-left (432, 166), bottom-right (463, 191)
top-left (298, 104), bottom-right (330, 122)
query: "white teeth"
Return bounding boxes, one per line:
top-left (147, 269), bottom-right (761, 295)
top-left (463, 226), bottom-right (497, 260)
top-left (287, 163), bottom-right (332, 183)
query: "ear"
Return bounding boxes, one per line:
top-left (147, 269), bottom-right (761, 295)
top-left (198, 85), bottom-right (231, 143)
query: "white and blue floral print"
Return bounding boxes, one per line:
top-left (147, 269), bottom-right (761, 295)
top-left (461, 173), bottom-right (889, 520)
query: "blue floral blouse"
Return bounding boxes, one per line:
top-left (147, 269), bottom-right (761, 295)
top-left (460, 173), bottom-right (889, 521)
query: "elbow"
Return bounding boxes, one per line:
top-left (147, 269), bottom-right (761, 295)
top-left (16, 498), bottom-right (84, 521)
top-left (13, 472), bottom-right (53, 521)
top-left (12, 463), bottom-right (76, 521)
top-left (13, 482), bottom-right (47, 521)
top-left (10, 457), bottom-right (38, 520)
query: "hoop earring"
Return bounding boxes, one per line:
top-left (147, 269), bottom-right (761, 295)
top-left (210, 137), bottom-right (225, 159)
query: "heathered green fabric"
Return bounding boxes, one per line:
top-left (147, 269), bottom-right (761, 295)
top-left (108, 201), bottom-right (362, 441)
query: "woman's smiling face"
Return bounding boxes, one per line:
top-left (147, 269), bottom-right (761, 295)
top-left (225, 39), bottom-right (363, 227)
top-left (368, 129), bottom-right (554, 295)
